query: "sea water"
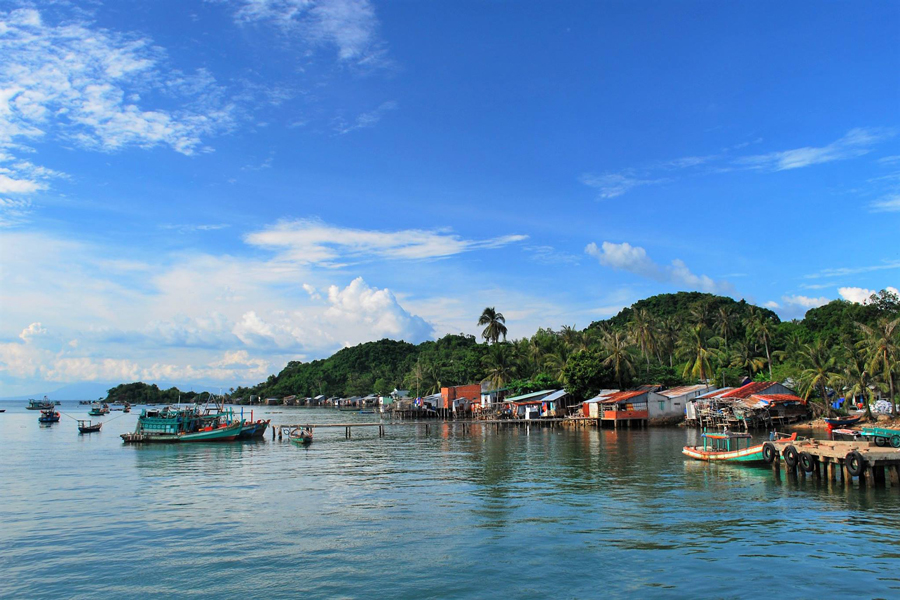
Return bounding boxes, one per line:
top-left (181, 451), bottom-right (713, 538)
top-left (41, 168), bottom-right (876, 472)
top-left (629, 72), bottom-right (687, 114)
top-left (1, 402), bottom-right (898, 598)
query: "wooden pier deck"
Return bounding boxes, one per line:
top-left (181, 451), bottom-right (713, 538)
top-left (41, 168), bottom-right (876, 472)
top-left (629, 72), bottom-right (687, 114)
top-left (276, 418), bottom-right (583, 439)
top-left (770, 437), bottom-right (900, 488)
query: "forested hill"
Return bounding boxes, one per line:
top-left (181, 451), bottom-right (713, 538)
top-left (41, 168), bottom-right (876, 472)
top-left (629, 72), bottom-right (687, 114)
top-left (107, 289), bottom-right (900, 409)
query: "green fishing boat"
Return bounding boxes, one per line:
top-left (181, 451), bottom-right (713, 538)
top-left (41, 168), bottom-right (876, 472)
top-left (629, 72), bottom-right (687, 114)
top-left (683, 431), bottom-right (797, 463)
top-left (121, 404), bottom-right (244, 443)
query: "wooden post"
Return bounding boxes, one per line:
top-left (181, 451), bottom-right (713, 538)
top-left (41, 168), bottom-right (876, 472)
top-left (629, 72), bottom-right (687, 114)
top-left (772, 456), bottom-right (781, 480)
top-left (843, 463), bottom-right (852, 485)
top-left (890, 465), bottom-right (900, 488)
top-left (874, 465), bottom-right (886, 486)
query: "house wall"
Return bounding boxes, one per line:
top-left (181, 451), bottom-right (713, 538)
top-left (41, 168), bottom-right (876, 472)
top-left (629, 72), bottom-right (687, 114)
top-left (647, 391), bottom-right (684, 418)
top-left (441, 384), bottom-right (483, 410)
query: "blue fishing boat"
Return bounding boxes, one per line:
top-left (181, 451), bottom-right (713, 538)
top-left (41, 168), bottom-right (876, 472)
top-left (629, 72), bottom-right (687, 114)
top-left (38, 408), bottom-right (61, 423)
top-left (824, 415), bottom-right (862, 428)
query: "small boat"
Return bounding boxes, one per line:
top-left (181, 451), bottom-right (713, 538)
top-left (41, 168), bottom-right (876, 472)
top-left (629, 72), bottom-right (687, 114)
top-left (88, 402), bottom-right (110, 416)
top-left (289, 427), bottom-right (313, 445)
top-left (238, 419), bottom-right (271, 439)
top-left (27, 397), bottom-right (54, 410)
top-left (0, 409), bottom-right (6, 413)
top-left (78, 420), bottom-right (102, 433)
top-left (38, 409), bottom-right (61, 423)
top-left (178, 420), bottom-right (243, 442)
top-left (824, 415), bottom-right (862, 428)
top-left (683, 431), bottom-right (797, 464)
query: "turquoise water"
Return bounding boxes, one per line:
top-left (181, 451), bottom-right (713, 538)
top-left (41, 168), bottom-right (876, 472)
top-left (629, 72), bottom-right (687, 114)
top-left (1, 401), bottom-right (899, 599)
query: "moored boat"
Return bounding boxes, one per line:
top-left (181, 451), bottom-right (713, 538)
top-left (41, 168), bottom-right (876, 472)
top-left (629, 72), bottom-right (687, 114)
top-left (824, 415), bottom-right (862, 428)
top-left (78, 420), bottom-right (102, 433)
top-left (27, 397), bottom-right (54, 410)
top-left (289, 427), bottom-right (313, 445)
top-left (121, 403), bottom-right (244, 443)
top-left (89, 402), bottom-right (110, 416)
top-left (238, 419), bottom-right (271, 439)
top-left (38, 408), bottom-right (61, 423)
top-left (683, 431), bottom-right (797, 464)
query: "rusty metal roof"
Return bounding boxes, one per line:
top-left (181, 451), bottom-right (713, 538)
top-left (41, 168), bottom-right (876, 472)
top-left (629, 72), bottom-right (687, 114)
top-left (720, 382), bottom-right (778, 399)
top-left (659, 384), bottom-right (709, 398)
top-left (600, 390), bottom-right (647, 404)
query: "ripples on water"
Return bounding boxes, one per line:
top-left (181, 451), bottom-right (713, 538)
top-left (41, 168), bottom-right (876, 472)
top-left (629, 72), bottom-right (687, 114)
top-left (1, 403), bottom-right (899, 598)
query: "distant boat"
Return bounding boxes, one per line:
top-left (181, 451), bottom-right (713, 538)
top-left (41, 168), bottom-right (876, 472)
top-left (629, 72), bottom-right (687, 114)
top-left (88, 402), bottom-right (110, 416)
top-left (0, 409), bottom-right (6, 413)
top-left (683, 432), bottom-right (797, 464)
top-left (38, 409), bottom-right (61, 423)
top-left (238, 419), bottom-right (270, 439)
top-left (27, 397), bottom-right (54, 410)
top-left (78, 420), bottom-right (102, 434)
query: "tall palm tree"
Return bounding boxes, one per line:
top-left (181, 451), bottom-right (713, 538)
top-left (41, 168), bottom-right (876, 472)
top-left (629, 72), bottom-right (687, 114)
top-left (858, 317), bottom-right (900, 416)
top-left (714, 305), bottom-right (738, 353)
top-left (482, 343), bottom-right (516, 389)
top-left (839, 342), bottom-right (877, 420)
top-left (600, 330), bottom-right (636, 389)
top-left (797, 339), bottom-right (839, 417)
top-left (628, 308), bottom-right (657, 376)
top-left (730, 341), bottom-right (765, 378)
top-left (678, 324), bottom-right (717, 382)
top-left (689, 300), bottom-right (713, 328)
top-left (477, 307), bottom-right (508, 344)
top-left (657, 316), bottom-right (681, 368)
top-left (748, 307), bottom-right (775, 380)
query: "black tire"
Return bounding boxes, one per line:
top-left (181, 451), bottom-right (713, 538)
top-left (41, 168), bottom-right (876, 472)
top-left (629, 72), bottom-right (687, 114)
top-left (799, 451), bottom-right (816, 473)
top-left (762, 442), bottom-right (777, 464)
top-left (783, 445), bottom-right (799, 468)
top-left (891, 435), bottom-right (900, 449)
top-left (875, 437), bottom-right (887, 447)
top-left (845, 451), bottom-right (865, 477)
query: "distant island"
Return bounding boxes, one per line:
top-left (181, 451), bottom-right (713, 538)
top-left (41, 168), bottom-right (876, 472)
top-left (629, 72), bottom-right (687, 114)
top-left (105, 290), bottom-right (900, 416)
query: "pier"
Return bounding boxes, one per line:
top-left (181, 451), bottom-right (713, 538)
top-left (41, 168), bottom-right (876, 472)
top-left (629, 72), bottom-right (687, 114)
top-left (276, 418), bottom-right (578, 440)
top-left (770, 438), bottom-right (900, 488)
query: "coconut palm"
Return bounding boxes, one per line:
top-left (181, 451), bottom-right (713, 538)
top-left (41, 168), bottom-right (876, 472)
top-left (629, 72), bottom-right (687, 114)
top-left (657, 316), bottom-right (681, 368)
top-left (748, 307), bottom-right (775, 380)
top-left (477, 307), bottom-right (508, 344)
top-left (482, 343), bottom-right (516, 389)
top-left (689, 300), bottom-right (713, 328)
top-left (797, 339), bottom-right (839, 417)
top-left (714, 305), bottom-right (738, 353)
top-left (730, 341), bottom-right (765, 378)
top-left (678, 324), bottom-right (718, 382)
top-left (599, 330), bottom-right (636, 389)
top-left (857, 317), bottom-right (900, 415)
top-left (839, 343), bottom-right (878, 420)
top-left (628, 308), bottom-right (657, 376)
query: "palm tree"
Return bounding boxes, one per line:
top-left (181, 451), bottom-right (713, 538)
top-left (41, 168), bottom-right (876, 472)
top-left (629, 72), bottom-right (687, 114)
top-left (714, 305), bottom-right (738, 353)
top-left (839, 342), bottom-right (877, 420)
top-left (600, 330), bottom-right (636, 389)
top-left (477, 307), bottom-right (508, 344)
top-left (730, 341), bottom-right (765, 378)
top-left (678, 324), bottom-right (717, 382)
top-left (748, 307), bottom-right (775, 380)
top-left (482, 343), bottom-right (516, 389)
top-left (858, 317), bottom-right (900, 416)
top-left (797, 339), bottom-right (839, 417)
top-left (689, 300), bottom-right (713, 328)
top-left (628, 308), bottom-right (657, 376)
top-left (657, 316), bottom-right (681, 368)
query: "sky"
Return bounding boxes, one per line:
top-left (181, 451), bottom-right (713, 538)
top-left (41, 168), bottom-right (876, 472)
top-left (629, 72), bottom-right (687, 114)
top-left (0, 0), bottom-right (898, 396)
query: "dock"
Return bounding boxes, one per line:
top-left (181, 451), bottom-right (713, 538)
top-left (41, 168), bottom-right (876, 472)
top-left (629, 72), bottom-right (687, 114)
top-left (276, 418), bottom-right (576, 440)
top-left (770, 437), bottom-right (900, 488)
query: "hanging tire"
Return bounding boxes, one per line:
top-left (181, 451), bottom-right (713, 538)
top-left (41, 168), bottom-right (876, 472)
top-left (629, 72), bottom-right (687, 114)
top-left (783, 445), bottom-right (799, 468)
top-left (845, 451), bottom-right (865, 477)
top-left (762, 442), bottom-right (777, 464)
top-left (799, 451), bottom-right (816, 473)
top-left (891, 435), bottom-right (900, 449)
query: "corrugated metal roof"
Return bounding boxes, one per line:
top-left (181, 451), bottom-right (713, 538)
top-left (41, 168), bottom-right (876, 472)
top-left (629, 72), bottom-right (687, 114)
top-left (697, 387), bottom-right (734, 399)
top-left (721, 382), bottom-right (778, 399)
top-left (752, 393), bottom-right (806, 405)
top-left (600, 390), bottom-right (647, 404)
top-left (504, 389), bottom-right (555, 403)
top-left (541, 389), bottom-right (567, 402)
top-left (659, 385), bottom-right (709, 398)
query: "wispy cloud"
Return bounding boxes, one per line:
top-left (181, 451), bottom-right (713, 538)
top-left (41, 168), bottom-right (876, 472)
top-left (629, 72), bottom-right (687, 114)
top-left (869, 193), bottom-right (900, 212)
top-left (161, 223), bottom-right (231, 233)
top-left (223, 0), bottom-right (388, 67)
top-left (806, 260), bottom-right (900, 279)
top-left (735, 127), bottom-right (895, 171)
top-left (579, 171), bottom-right (670, 199)
top-left (244, 218), bottom-right (528, 266)
top-left (782, 294), bottom-right (830, 309)
top-left (584, 240), bottom-right (733, 294)
top-left (334, 100), bottom-right (397, 134)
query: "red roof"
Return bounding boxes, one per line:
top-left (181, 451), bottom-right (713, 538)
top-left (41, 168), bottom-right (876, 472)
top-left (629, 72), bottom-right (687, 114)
top-left (600, 390), bottom-right (647, 404)
top-left (720, 382), bottom-right (779, 399)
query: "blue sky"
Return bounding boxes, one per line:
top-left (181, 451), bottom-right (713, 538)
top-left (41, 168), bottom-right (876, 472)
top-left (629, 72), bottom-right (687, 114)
top-left (0, 0), bottom-right (898, 395)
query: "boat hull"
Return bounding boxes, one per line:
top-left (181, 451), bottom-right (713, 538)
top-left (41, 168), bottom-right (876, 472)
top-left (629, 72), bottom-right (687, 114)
top-left (682, 444), bottom-right (767, 463)
top-left (824, 416), bottom-right (862, 427)
top-left (79, 425), bottom-right (102, 433)
top-left (178, 421), bottom-right (243, 442)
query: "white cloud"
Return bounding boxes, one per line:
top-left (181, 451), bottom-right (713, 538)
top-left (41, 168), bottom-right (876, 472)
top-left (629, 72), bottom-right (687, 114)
top-left (302, 283), bottom-right (321, 299)
top-left (19, 322), bottom-right (46, 341)
top-left (782, 294), bottom-right (830, 309)
top-left (225, 0), bottom-right (386, 65)
top-left (324, 277), bottom-right (433, 344)
top-left (764, 301), bottom-right (780, 309)
top-left (580, 171), bottom-right (669, 199)
top-left (839, 286), bottom-right (900, 304)
top-left (869, 193), bottom-right (900, 212)
top-left (0, 196), bottom-right (31, 227)
top-left (244, 219), bottom-right (527, 266)
top-left (585, 241), bottom-right (732, 294)
top-left (334, 100), bottom-right (397, 134)
top-left (736, 128), bottom-right (894, 171)
top-left (807, 260), bottom-right (900, 279)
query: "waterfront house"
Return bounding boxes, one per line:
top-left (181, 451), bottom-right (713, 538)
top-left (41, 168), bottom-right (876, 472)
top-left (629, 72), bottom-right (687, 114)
top-left (656, 384), bottom-right (710, 420)
top-left (582, 389), bottom-right (620, 418)
top-left (265, 397), bottom-right (280, 406)
top-left (440, 384), bottom-right (483, 416)
top-left (480, 383), bottom-right (508, 409)
top-left (684, 387), bottom-right (734, 425)
top-left (719, 381), bottom-right (793, 401)
top-left (599, 389), bottom-right (667, 428)
top-left (503, 389), bottom-right (564, 419)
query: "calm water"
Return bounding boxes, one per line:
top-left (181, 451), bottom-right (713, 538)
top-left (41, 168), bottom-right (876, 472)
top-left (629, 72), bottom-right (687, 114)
top-left (1, 401), bottom-right (899, 599)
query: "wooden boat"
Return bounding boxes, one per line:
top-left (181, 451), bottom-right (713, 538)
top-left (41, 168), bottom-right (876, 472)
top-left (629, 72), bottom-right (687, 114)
top-left (179, 420), bottom-right (243, 442)
top-left (289, 427), bottom-right (313, 445)
top-left (121, 404), bottom-right (244, 443)
top-left (27, 397), bottom-right (54, 410)
top-left (683, 431), bottom-right (797, 463)
top-left (824, 415), bottom-right (862, 428)
top-left (238, 419), bottom-right (271, 439)
top-left (88, 402), bottom-right (110, 416)
top-left (38, 409), bottom-right (61, 423)
top-left (78, 420), bottom-right (102, 433)
top-left (0, 409), bottom-right (6, 413)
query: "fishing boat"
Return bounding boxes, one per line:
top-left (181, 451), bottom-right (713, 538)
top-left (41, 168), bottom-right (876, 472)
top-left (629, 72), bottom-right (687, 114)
top-left (824, 414), bottom-right (862, 428)
top-left (78, 420), bottom-right (102, 433)
top-left (88, 402), bottom-right (110, 416)
top-left (121, 403), bottom-right (244, 443)
top-left (683, 431), bottom-right (797, 464)
top-left (289, 427), bottom-right (313, 445)
top-left (0, 409), bottom-right (6, 413)
top-left (38, 408), bottom-right (61, 423)
top-left (27, 397), bottom-right (54, 410)
top-left (238, 419), bottom-right (271, 439)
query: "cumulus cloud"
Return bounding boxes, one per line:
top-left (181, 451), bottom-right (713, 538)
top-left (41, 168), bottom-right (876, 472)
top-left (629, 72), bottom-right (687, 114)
top-left (245, 219), bottom-right (527, 266)
top-left (585, 241), bottom-right (733, 294)
top-left (324, 277), bottom-right (433, 344)
top-left (764, 301), bottom-right (780, 309)
top-left (782, 294), bottom-right (830, 309)
top-left (19, 322), bottom-right (46, 341)
top-left (839, 286), bottom-right (900, 304)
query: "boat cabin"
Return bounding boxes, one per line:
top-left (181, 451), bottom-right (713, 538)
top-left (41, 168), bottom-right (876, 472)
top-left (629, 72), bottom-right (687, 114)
top-left (699, 431), bottom-right (754, 453)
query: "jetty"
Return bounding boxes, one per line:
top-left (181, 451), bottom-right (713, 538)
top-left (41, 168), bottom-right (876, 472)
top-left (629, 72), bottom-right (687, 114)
top-left (277, 418), bottom-right (574, 440)
top-left (768, 437), bottom-right (900, 488)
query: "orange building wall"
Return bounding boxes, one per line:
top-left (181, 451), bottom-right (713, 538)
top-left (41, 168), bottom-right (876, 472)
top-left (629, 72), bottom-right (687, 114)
top-left (440, 384), bottom-right (483, 409)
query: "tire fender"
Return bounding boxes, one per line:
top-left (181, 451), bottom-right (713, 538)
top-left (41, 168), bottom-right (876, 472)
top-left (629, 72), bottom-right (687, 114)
top-left (845, 451), bottom-right (866, 477)
top-left (783, 445), bottom-right (799, 468)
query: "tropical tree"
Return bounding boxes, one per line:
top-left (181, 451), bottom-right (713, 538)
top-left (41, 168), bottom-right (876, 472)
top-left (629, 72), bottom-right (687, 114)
top-left (797, 339), bottom-right (839, 417)
top-left (482, 343), bottom-right (516, 389)
top-left (689, 300), bottom-right (713, 328)
top-left (657, 316), bottom-right (681, 368)
top-left (678, 324), bottom-right (717, 382)
top-left (599, 330), bottom-right (636, 389)
top-left (714, 305), bottom-right (738, 353)
top-left (839, 342), bottom-right (877, 420)
top-left (477, 307), bottom-right (508, 344)
top-left (857, 317), bottom-right (900, 415)
top-left (730, 341), bottom-right (765, 378)
top-left (748, 307), bottom-right (775, 380)
top-left (628, 308), bottom-right (657, 376)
